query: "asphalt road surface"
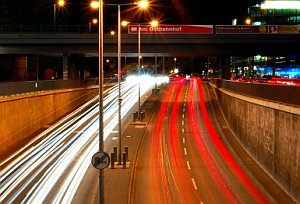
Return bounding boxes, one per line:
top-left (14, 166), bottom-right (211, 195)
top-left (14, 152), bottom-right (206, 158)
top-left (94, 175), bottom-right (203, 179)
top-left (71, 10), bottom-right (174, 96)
top-left (132, 76), bottom-right (295, 204)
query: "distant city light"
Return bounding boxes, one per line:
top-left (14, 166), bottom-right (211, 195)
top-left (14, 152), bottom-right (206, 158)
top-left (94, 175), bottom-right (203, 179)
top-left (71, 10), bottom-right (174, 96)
top-left (92, 18), bottom-right (98, 24)
top-left (253, 21), bottom-right (262, 26)
top-left (121, 21), bottom-right (129, 26)
top-left (232, 18), bottom-right (237, 25)
top-left (261, 1), bottom-right (300, 9)
top-left (245, 18), bottom-right (252, 25)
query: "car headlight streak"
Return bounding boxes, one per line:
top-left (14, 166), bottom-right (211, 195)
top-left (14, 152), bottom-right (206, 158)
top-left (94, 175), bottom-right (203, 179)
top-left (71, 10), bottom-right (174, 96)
top-left (0, 76), bottom-right (156, 203)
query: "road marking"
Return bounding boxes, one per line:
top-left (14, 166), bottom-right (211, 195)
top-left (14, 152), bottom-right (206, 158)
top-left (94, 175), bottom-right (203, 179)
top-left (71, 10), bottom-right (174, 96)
top-left (186, 161), bottom-right (191, 170)
top-left (182, 128), bottom-right (184, 133)
top-left (192, 178), bottom-right (198, 190)
top-left (182, 138), bottom-right (185, 144)
top-left (182, 114), bottom-right (185, 118)
top-left (184, 148), bottom-right (187, 155)
top-left (184, 103), bottom-right (186, 107)
top-left (183, 108), bottom-right (185, 112)
top-left (182, 121), bottom-right (184, 125)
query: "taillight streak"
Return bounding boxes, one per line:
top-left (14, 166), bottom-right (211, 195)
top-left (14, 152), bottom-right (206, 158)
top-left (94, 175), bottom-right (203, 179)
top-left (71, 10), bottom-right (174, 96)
top-left (194, 77), bottom-right (267, 204)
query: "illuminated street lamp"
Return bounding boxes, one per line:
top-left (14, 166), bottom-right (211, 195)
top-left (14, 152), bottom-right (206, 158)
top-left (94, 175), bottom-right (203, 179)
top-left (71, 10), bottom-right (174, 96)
top-left (245, 18), bottom-right (252, 25)
top-left (174, 58), bottom-right (179, 74)
top-left (93, 0), bottom-right (149, 165)
top-left (92, 18), bottom-right (98, 24)
top-left (54, 0), bottom-right (65, 26)
top-left (90, 1), bottom-right (104, 204)
top-left (110, 1), bottom-right (148, 165)
top-left (136, 20), bottom-right (158, 120)
top-left (91, 1), bottom-right (100, 8)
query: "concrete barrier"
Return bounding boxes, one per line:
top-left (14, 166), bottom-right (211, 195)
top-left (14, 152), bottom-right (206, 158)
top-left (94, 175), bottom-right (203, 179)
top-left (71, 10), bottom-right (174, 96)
top-left (213, 85), bottom-right (300, 202)
top-left (0, 87), bottom-right (98, 160)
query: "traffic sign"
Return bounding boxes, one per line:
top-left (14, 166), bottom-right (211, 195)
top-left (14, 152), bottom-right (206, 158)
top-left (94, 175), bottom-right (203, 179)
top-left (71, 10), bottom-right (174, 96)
top-left (128, 24), bottom-right (213, 34)
top-left (91, 152), bottom-right (110, 170)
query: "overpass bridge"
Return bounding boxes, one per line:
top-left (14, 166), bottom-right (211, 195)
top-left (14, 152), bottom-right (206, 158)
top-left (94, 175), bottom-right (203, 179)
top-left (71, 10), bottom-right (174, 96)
top-left (1, 25), bottom-right (299, 80)
top-left (1, 30), bottom-right (300, 57)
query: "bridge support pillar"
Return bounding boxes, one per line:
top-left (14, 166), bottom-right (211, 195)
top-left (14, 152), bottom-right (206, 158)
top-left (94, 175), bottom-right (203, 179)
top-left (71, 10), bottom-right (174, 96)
top-left (220, 56), bottom-right (231, 80)
top-left (69, 54), bottom-right (85, 80)
top-left (63, 53), bottom-right (69, 80)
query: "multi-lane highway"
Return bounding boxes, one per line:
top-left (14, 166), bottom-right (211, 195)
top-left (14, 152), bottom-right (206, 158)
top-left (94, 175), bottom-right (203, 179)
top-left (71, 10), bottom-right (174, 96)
top-left (133, 76), bottom-right (293, 204)
top-left (1, 75), bottom-right (295, 204)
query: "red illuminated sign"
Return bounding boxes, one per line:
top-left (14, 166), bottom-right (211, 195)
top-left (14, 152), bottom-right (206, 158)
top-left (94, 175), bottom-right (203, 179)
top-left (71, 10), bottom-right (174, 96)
top-left (128, 25), bottom-right (213, 34)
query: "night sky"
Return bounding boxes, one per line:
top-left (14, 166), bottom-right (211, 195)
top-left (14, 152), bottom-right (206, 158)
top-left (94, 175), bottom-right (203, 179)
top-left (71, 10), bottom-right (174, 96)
top-left (0, 0), bottom-right (249, 25)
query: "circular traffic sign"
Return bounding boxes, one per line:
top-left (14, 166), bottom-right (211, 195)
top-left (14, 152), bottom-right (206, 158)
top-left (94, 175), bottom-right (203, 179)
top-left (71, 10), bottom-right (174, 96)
top-left (91, 152), bottom-right (110, 170)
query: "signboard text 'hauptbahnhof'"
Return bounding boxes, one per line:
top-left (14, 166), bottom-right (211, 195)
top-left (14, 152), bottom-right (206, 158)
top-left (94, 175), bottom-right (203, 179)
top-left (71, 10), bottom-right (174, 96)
top-left (128, 25), bottom-right (213, 34)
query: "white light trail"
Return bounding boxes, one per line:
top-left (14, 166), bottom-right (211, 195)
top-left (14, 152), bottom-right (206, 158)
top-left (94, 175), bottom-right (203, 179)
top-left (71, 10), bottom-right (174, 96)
top-left (0, 75), bottom-right (157, 203)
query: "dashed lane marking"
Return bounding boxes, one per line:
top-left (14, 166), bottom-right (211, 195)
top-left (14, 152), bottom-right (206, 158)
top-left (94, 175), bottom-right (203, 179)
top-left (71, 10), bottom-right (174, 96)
top-left (186, 161), bottom-right (191, 170)
top-left (184, 148), bottom-right (187, 155)
top-left (192, 178), bottom-right (198, 190)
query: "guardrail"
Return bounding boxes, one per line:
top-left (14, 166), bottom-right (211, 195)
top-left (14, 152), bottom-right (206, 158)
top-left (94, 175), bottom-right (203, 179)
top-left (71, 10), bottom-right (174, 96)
top-left (211, 78), bottom-right (300, 106)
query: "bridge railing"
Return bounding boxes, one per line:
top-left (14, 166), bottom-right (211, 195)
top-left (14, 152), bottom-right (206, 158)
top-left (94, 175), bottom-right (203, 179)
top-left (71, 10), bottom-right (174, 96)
top-left (0, 25), bottom-right (117, 34)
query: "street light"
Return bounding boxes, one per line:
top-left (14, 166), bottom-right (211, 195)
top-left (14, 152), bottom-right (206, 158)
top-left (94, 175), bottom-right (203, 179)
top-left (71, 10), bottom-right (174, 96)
top-left (134, 20), bottom-right (158, 120)
top-left (104, 1), bottom-right (149, 165)
top-left (90, 2), bottom-right (148, 203)
top-left (90, 1), bottom-right (104, 204)
top-left (54, 0), bottom-right (65, 26)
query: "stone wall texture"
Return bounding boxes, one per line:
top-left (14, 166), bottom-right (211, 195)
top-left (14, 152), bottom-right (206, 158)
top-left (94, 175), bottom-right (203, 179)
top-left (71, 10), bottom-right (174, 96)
top-left (216, 88), bottom-right (300, 202)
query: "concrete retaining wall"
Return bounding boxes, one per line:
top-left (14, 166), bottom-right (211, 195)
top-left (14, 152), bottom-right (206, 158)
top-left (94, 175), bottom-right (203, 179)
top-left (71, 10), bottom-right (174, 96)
top-left (0, 87), bottom-right (98, 159)
top-left (215, 87), bottom-right (300, 202)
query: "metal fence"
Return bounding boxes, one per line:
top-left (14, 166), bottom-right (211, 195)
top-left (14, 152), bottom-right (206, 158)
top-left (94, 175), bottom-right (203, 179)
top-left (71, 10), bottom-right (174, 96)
top-left (0, 25), bottom-right (117, 34)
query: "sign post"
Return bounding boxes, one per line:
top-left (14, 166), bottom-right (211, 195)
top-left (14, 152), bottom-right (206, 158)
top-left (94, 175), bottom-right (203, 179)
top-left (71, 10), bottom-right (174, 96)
top-left (92, 152), bottom-right (110, 170)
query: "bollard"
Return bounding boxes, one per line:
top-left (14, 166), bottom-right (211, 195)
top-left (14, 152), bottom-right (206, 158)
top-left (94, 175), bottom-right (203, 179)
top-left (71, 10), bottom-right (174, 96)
top-left (113, 146), bottom-right (118, 161)
top-left (140, 111), bottom-right (145, 122)
top-left (124, 146), bottom-right (128, 160)
top-left (111, 152), bottom-right (115, 169)
top-left (156, 88), bottom-right (160, 94)
top-left (133, 111), bottom-right (138, 122)
top-left (123, 152), bottom-right (127, 169)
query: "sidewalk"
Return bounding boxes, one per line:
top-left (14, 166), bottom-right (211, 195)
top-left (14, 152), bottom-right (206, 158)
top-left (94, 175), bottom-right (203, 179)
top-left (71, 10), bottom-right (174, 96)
top-left (103, 86), bottom-right (165, 204)
top-left (71, 85), bottom-right (166, 204)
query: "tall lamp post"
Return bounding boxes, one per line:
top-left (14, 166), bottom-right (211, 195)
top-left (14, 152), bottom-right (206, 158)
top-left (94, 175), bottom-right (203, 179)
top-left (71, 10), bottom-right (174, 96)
top-left (90, 1), bottom-right (104, 204)
top-left (99, 1), bottom-right (104, 204)
top-left (135, 20), bottom-right (158, 120)
top-left (138, 23), bottom-right (141, 120)
top-left (106, 1), bottom-right (148, 165)
top-left (54, 0), bottom-right (65, 26)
